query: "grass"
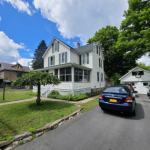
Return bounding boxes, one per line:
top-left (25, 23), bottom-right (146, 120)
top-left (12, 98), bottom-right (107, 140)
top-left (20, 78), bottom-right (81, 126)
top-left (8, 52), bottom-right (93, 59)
top-left (79, 98), bottom-right (99, 113)
top-left (0, 100), bottom-right (77, 138)
top-left (0, 91), bottom-right (34, 103)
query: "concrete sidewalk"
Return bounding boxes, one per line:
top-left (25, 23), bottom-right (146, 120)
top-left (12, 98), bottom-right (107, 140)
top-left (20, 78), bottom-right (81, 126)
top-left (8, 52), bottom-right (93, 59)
top-left (0, 95), bottom-right (99, 106)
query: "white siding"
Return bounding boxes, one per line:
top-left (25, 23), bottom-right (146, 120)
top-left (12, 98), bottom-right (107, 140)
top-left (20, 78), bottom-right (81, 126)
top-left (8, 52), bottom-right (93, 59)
top-left (91, 45), bottom-right (105, 89)
top-left (44, 39), bottom-right (71, 68)
top-left (81, 52), bottom-right (93, 68)
top-left (70, 51), bottom-right (79, 64)
top-left (121, 68), bottom-right (150, 83)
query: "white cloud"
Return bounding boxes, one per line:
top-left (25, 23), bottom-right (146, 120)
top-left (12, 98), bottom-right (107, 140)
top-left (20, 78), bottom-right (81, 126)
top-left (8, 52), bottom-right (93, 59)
top-left (33, 0), bottom-right (128, 44)
top-left (0, 16), bottom-right (1, 21)
top-left (13, 58), bottom-right (32, 67)
top-left (137, 53), bottom-right (150, 66)
top-left (3, 0), bottom-right (32, 15)
top-left (29, 52), bottom-right (34, 57)
top-left (0, 31), bottom-right (32, 67)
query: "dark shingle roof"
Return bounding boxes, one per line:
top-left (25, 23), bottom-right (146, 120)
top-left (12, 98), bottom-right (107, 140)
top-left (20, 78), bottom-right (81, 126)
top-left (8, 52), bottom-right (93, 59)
top-left (0, 62), bottom-right (30, 72)
top-left (75, 41), bottom-right (99, 53)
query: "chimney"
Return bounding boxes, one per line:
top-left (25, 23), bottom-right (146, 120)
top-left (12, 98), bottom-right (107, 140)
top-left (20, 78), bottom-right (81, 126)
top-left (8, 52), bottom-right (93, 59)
top-left (76, 42), bottom-right (80, 48)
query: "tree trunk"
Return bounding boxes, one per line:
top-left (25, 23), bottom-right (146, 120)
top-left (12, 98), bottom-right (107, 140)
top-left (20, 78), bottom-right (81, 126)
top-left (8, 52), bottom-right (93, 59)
top-left (36, 82), bottom-right (41, 106)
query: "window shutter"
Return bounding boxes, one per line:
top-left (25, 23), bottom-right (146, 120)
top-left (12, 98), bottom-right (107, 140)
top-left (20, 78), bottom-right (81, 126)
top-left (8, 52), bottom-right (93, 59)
top-left (58, 41), bottom-right (59, 52)
top-left (99, 48), bottom-right (100, 56)
top-left (65, 52), bottom-right (67, 63)
top-left (87, 53), bottom-right (89, 64)
top-left (99, 58), bottom-right (100, 67)
top-left (79, 55), bottom-right (81, 65)
top-left (101, 60), bottom-right (102, 68)
top-left (52, 44), bottom-right (54, 53)
top-left (59, 54), bottom-right (61, 64)
top-left (48, 57), bottom-right (50, 66)
top-left (53, 56), bottom-right (55, 65)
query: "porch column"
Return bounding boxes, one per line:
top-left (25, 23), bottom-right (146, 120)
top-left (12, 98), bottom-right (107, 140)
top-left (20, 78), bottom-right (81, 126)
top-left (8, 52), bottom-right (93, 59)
top-left (72, 67), bottom-right (74, 92)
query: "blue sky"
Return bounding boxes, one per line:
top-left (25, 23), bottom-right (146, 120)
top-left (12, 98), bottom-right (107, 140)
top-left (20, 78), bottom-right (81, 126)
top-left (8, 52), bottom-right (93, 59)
top-left (0, 0), bottom-right (149, 67)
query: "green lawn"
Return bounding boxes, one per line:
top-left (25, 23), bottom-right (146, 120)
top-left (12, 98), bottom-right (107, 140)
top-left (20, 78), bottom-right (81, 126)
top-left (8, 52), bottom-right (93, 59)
top-left (0, 91), bottom-right (34, 103)
top-left (0, 100), bottom-right (77, 137)
top-left (79, 98), bottom-right (99, 113)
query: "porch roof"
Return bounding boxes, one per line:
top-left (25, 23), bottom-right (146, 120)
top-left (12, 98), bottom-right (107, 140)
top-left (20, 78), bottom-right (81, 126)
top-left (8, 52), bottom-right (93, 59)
top-left (34, 63), bottom-right (92, 71)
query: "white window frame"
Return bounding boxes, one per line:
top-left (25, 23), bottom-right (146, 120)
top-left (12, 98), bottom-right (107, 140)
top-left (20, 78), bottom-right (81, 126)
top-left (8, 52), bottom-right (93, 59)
top-left (60, 52), bottom-right (65, 64)
top-left (54, 42), bottom-right (57, 52)
top-left (82, 54), bottom-right (87, 64)
top-left (49, 56), bottom-right (54, 66)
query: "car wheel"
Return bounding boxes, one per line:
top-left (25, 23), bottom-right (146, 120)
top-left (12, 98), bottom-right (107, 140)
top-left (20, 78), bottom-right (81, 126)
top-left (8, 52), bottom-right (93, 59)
top-left (132, 109), bottom-right (136, 116)
top-left (101, 107), bottom-right (105, 110)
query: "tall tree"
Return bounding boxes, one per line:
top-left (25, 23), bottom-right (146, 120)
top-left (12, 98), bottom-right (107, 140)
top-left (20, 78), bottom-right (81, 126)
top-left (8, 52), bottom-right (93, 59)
top-left (137, 63), bottom-right (150, 71)
top-left (117, 0), bottom-right (150, 59)
top-left (32, 40), bottom-right (47, 70)
top-left (88, 25), bottom-right (136, 78)
top-left (13, 71), bottom-right (60, 106)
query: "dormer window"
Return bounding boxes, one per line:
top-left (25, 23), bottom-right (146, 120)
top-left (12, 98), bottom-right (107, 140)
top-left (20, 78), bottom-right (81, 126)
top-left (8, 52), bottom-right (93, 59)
top-left (17, 65), bottom-right (20, 69)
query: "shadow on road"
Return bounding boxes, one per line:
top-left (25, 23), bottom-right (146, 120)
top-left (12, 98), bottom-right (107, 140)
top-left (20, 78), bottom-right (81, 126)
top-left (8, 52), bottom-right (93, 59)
top-left (102, 103), bottom-right (144, 120)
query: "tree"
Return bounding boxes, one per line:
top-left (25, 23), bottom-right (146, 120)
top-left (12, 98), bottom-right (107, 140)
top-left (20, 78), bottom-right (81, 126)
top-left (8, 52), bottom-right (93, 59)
top-left (31, 40), bottom-right (47, 70)
top-left (117, 0), bottom-right (150, 59)
top-left (87, 25), bottom-right (136, 78)
top-left (137, 62), bottom-right (150, 71)
top-left (13, 71), bottom-right (60, 106)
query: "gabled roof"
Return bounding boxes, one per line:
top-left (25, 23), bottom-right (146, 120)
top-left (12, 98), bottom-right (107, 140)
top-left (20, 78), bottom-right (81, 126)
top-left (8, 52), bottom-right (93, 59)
top-left (119, 66), bottom-right (150, 80)
top-left (42, 37), bottom-right (78, 58)
top-left (0, 62), bottom-right (30, 72)
top-left (75, 41), bottom-right (99, 54)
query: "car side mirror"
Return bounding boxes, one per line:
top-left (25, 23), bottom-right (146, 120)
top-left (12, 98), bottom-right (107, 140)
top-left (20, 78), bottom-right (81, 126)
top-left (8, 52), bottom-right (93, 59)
top-left (133, 91), bottom-right (138, 93)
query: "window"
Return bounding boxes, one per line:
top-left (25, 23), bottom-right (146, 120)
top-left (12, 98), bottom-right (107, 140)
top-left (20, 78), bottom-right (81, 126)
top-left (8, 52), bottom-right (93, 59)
top-left (84, 70), bottom-right (90, 82)
top-left (52, 41), bottom-right (59, 53)
top-left (48, 56), bottom-right (55, 66)
top-left (97, 46), bottom-right (98, 54)
top-left (143, 82), bottom-right (148, 86)
top-left (101, 73), bottom-right (103, 81)
top-left (82, 54), bottom-right (87, 64)
top-left (97, 72), bottom-right (99, 82)
top-left (60, 67), bottom-right (71, 81)
top-left (55, 69), bottom-right (58, 78)
top-left (99, 58), bottom-right (100, 67)
top-left (74, 68), bottom-right (83, 82)
top-left (130, 82), bottom-right (134, 86)
top-left (82, 53), bottom-right (89, 64)
top-left (132, 71), bottom-right (144, 76)
top-left (17, 65), bottom-right (20, 69)
top-left (59, 52), bottom-right (67, 64)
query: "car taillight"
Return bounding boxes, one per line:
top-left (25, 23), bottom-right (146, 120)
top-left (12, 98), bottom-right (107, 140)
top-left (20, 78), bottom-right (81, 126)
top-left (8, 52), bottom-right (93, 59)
top-left (99, 94), bottom-right (103, 99)
top-left (125, 97), bottom-right (133, 102)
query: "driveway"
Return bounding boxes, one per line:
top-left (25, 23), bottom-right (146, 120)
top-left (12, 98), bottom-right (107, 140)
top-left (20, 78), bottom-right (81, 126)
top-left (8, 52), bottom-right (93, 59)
top-left (15, 94), bottom-right (150, 150)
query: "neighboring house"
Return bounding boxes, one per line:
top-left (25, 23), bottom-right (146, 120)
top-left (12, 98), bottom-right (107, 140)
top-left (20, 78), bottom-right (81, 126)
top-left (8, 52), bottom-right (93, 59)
top-left (0, 62), bottom-right (30, 87)
top-left (33, 37), bottom-right (105, 96)
top-left (119, 67), bottom-right (150, 94)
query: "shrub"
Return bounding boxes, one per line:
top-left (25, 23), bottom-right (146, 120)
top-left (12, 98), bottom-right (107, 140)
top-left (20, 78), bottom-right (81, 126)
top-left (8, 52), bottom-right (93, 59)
top-left (5, 87), bottom-right (12, 90)
top-left (0, 135), bottom-right (14, 141)
top-left (48, 90), bottom-right (102, 101)
top-left (28, 128), bottom-right (35, 133)
top-left (49, 90), bottom-right (59, 95)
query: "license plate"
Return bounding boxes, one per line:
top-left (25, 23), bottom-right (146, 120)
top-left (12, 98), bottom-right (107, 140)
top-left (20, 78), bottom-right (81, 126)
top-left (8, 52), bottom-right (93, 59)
top-left (109, 99), bottom-right (117, 103)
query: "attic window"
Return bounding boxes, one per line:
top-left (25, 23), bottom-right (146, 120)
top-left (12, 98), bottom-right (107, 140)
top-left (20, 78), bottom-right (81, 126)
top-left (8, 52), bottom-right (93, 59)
top-left (0, 64), bottom-right (1, 68)
top-left (17, 65), bottom-right (20, 69)
top-left (132, 71), bottom-right (144, 76)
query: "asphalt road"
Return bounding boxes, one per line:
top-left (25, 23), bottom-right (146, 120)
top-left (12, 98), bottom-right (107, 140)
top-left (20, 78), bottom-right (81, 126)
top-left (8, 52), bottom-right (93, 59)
top-left (15, 94), bottom-right (150, 150)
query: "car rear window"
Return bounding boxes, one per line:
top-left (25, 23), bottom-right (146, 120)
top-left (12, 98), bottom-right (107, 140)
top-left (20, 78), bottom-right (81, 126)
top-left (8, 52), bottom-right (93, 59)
top-left (103, 86), bottom-right (128, 94)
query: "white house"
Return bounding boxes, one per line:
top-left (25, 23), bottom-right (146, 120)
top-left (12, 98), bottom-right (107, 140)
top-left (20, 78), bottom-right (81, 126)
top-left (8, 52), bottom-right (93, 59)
top-left (119, 67), bottom-right (150, 94)
top-left (33, 37), bottom-right (105, 97)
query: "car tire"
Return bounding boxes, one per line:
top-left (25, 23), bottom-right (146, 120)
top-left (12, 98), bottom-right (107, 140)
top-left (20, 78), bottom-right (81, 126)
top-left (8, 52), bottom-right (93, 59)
top-left (101, 107), bottom-right (105, 110)
top-left (132, 109), bottom-right (136, 116)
